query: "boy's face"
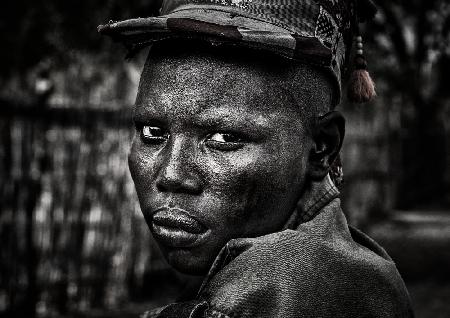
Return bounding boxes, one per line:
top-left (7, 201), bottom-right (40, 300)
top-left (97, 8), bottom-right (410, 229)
top-left (129, 51), bottom-right (322, 275)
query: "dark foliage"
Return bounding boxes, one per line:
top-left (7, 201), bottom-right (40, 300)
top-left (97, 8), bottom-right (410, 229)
top-left (0, 0), bottom-right (163, 76)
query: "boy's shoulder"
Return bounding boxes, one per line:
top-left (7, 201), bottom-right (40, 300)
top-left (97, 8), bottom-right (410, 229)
top-left (198, 200), bottom-right (413, 318)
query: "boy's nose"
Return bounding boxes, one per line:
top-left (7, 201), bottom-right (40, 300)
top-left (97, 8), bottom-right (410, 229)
top-left (155, 136), bottom-right (203, 195)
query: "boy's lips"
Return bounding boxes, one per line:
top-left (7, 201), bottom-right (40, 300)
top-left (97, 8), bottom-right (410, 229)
top-left (150, 207), bottom-right (209, 247)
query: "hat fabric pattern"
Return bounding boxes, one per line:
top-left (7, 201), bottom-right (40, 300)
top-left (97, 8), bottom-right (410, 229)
top-left (99, 0), bottom-right (356, 102)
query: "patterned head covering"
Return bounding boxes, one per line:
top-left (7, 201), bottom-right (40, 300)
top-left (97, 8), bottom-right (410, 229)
top-left (98, 0), bottom-right (376, 105)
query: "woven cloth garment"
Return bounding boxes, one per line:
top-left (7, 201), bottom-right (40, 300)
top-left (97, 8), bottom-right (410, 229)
top-left (142, 176), bottom-right (414, 318)
top-left (98, 0), bottom-right (359, 105)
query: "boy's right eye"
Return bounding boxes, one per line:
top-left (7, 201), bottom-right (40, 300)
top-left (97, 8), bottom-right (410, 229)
top-left (139, 125), bottom-right (169, 144)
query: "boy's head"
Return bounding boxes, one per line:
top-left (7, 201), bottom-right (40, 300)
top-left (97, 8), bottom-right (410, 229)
top-left (128, 41), bottom-right (344, 274)
top-left (99, 0), bottom-right (377, 274)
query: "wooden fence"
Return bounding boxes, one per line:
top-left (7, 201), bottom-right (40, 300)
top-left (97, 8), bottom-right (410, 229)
top-left (0, 100), bottom-right (180, 317)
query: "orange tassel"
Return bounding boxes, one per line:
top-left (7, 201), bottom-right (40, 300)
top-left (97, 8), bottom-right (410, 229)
top-left (347, 67), bottom-right (376, 103)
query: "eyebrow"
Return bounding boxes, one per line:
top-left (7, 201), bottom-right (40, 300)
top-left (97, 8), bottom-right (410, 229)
top-left (193, 106), bottom-right (273, 132)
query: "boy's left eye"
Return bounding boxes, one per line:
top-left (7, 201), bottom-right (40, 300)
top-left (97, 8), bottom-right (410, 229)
top-left (205, 132), bottom-right (246, 151)
top-left (208, 133), bottom-right (243, 143)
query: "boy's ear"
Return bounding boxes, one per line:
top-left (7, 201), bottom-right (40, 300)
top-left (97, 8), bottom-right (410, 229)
top-left (307, 111), bottom-right (345, 180)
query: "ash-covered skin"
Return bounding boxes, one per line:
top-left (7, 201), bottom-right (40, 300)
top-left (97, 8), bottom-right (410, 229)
top-left (128, 44), bottom-right (339, 275)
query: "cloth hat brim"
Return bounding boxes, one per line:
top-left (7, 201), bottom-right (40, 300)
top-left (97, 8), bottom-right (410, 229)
top-left (98, 4), bottom-right (339, 103)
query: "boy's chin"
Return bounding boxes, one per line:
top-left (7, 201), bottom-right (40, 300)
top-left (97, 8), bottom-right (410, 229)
top-left (162, 247), bottom-right (213, 276)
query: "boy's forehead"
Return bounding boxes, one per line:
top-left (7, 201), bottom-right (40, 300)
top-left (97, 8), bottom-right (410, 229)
top-left (137, 68), bottom-right (287, 120)
top-left (137, 50), bottom-right (332, 119)
top-left (143, 49), bottom-right (328, 93)
top-left (136, 52), bottom-right (325, 118)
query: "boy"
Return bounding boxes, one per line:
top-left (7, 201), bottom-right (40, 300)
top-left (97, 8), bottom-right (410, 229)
top-left (99, 1), bottom-right (413, 316)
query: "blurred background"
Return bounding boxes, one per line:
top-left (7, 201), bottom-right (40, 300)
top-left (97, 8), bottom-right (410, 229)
top-left (0, 0), bottom-right (449, 317)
